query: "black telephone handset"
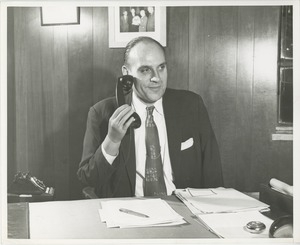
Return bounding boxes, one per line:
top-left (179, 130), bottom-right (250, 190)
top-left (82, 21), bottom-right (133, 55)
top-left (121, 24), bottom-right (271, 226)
top-left (116, 75), bottom-right (141, 129)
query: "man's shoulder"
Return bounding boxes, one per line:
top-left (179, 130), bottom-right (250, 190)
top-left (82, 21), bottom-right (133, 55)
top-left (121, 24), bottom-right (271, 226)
top-left (164, 88), bottom-right (204, 114)
top-left (91, 96), bottom-right (117, 114)
top-left (165, 88), bottom-right (201, 103)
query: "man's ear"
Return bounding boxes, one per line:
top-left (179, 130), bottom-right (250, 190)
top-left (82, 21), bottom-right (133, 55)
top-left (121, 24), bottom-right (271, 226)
top-left (122, 66), bottom-right (129, 76)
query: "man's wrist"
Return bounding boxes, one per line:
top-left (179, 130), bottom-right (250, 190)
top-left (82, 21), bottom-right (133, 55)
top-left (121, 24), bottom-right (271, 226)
top-left (102, 136), bottom-right (121, 156)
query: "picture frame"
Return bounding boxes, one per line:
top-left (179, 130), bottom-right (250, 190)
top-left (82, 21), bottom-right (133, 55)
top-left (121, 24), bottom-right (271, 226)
top-left (40, 7), bottom-right (80, 26)
top-left (108, 6), bottom-right (166, 48)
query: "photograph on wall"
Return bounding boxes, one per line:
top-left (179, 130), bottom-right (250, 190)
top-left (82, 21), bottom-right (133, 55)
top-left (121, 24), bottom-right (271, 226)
top-left (119, 6), bottom-right (155, 33)
top-left (109, 6), bottom-right (166, 47)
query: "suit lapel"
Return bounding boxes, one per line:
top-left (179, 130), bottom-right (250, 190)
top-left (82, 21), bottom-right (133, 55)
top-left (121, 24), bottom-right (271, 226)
top-left (120, 128), bottom-right (136, 195)
top-left (163, 90), bottom-right (181, 181)
top-left (120, 91), bottom-right (136, 195)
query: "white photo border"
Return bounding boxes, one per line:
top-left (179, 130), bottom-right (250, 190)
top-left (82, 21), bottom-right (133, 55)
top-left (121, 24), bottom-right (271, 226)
top-left (1, 0), bottom-right (300, 244)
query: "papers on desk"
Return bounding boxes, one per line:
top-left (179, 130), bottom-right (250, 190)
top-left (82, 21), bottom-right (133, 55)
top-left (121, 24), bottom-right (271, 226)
top-left (198, 210), bottom-right (274, 238)
top-left (99, 198), bottom-right (186, 228)
top-left (175, 188), bottom-right (269, 215)
top-left (175, 188), bottom-right (272, 238)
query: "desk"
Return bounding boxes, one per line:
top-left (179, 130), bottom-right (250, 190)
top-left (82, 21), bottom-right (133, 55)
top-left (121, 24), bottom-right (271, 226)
top-left (8, 192), bottom-right (55, 203)
top-left (7, 196), bottom-right (218, 239)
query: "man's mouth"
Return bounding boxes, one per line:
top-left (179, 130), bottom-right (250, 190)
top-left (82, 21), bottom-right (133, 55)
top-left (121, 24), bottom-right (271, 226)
top-left (148, 85), bottom-right (161, 89)
top-left (148, 86), bottom-right (162, 93)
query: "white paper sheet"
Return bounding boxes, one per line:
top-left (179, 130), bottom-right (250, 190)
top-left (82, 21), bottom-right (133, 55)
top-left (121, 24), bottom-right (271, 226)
top-left (198, 210), bottom-right (274, 238)
top-left (99, 198), bottom-right (186, 228)
top-left (176, 188), bottom-right (269, 214)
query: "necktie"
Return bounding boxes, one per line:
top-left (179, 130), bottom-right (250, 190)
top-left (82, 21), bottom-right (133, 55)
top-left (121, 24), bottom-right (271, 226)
top-left (144, 106), bottom-right (167, 196)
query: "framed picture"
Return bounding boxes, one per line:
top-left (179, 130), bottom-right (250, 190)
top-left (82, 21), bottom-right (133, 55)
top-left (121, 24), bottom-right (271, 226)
top-left (40, 7), bottom-right (80, 26)
top-left (109, 6), bottom-right (166, 48)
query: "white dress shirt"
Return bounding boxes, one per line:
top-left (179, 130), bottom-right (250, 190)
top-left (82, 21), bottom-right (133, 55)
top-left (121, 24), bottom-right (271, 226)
top-left (102, 91), bottom-right (176, 196)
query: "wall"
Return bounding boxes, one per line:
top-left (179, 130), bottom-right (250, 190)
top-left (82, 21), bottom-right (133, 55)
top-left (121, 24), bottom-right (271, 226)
top-left (7, 6), bottom-right (293, 200)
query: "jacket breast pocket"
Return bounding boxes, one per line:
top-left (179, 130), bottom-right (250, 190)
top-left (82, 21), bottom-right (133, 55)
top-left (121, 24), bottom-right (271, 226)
top-left (180, 136), bottom-right (197, 163)
top-left (180, 137), bottom-right (194, 151)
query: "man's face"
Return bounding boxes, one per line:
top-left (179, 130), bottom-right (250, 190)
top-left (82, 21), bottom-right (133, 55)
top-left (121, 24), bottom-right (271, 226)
top-left (148, 7), bottom-right (154, 14)
top-left (123, 42), bottom-right (167, 104)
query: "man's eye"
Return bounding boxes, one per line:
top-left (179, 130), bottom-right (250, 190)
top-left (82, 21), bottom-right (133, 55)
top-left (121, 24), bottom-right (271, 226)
top-left (140, 68), bottom-right (151, 74)
top-left (159, 64), bottom-right (166, 70)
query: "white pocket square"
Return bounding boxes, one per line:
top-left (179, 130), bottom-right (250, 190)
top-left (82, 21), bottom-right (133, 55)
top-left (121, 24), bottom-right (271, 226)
top-left (181, 138), bottom-right (194, 151)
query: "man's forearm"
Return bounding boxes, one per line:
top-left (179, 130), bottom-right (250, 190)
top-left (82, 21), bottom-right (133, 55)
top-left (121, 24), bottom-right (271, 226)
top-left (77, 144), bottom-right (117, 187)
top-left (102, 135), bottom-right (121, 157)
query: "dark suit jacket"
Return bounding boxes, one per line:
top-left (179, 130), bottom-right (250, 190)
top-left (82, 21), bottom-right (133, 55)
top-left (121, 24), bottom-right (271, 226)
top-left (146, 13), bottom-right (155, 31)
top-left (77, 88), bottom-right (223, 198)
top-left (120, 16), bottom-right (129, 32)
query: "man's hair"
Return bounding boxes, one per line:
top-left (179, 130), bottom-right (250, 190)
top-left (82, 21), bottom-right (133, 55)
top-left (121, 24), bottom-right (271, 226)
top-left (123, 36), bottom-right (165, 66)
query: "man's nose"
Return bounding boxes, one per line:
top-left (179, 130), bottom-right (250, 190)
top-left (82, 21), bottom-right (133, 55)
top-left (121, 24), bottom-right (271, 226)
top-left (150, 70), bottom-right (160, 82)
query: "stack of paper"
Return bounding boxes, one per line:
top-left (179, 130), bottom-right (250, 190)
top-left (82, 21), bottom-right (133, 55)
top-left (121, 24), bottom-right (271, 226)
top-left (176, 188), bottom-right (269, 215)
top-left (99, 198), bottom-right (186, 228)
top-left (198, 210), bottom-right (274, 238)
top-left (175, 188), bottom-right (273, 238)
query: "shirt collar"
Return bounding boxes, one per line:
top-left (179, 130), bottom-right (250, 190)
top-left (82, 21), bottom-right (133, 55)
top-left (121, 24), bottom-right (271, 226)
top-left (132, 90), bottom-right (164, 116)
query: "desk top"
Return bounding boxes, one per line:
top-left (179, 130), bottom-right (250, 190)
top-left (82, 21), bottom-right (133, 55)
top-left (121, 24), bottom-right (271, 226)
top-left (8, 196), bottom-right (217, 239)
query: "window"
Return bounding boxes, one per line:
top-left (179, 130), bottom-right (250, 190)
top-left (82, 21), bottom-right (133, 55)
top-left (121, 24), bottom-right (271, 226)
top-left (278, 6), bottom-right (293, 126)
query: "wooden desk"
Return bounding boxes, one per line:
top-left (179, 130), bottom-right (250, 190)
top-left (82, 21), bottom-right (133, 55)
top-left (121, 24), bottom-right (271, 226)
top-left (7, 202), bottom-right (29, 239)
top-left (8, 192), bottom-right (55, 203)
top-left (7, 196), bottom-right (218, 239)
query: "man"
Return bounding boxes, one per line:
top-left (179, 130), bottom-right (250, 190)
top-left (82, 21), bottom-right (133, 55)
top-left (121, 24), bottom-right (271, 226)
top-left (129, 8), bottom-right (140, 32)
top-left (120, 10), bottom-right (129, 32)
top-left (146, 6), bottom-right (155, 32)
top-left (77, 36), bottom-right (223, 198)
top-left (138, 9), bottom-right (148, 32)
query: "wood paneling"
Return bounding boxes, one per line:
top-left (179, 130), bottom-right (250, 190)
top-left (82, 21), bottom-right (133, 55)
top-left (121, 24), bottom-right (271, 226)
top-left (14, 7), bottom-right (29, 173)
top-left (251, 7), bottom-right (282, 190)
top-left (7, 7), bottom-right (16, 186)
top-left (26, 8), bottom-right (44, 179)
top-left (51, 27), bottom-right (70, 200)
top-left (92, 7), bottom-right (124, 103)
top-left (189, 7), bottom-right (205, 93)
top-left (204, 7), bottom-right (238, 189)
top-left (7, 6), bottom-right (293, 200)
top-left (39, 22), bottom-right (55, 189)
top-left (189, 7), bottom-right (239, 188)
top-left (235, 7), bottom-right (256, 190)
top-left (166, 7), bottom-right (189, 90)
top-left (68, 8), bottom-right (94, 199)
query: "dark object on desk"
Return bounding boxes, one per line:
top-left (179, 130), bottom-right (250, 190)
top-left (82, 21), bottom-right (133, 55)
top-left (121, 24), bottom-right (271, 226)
top-left (259, 183), bottom-right (293, 220)
top-left (269, 215), bottom-right (293, 238)
top-left (8, 172), bottom-right (55, 203)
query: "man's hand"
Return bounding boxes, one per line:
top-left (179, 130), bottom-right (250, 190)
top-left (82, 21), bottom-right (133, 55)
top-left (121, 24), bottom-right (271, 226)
top-left (102, 105), bottom-right (136, 156)
top-left (108, 104), bottom-right (136, 143)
